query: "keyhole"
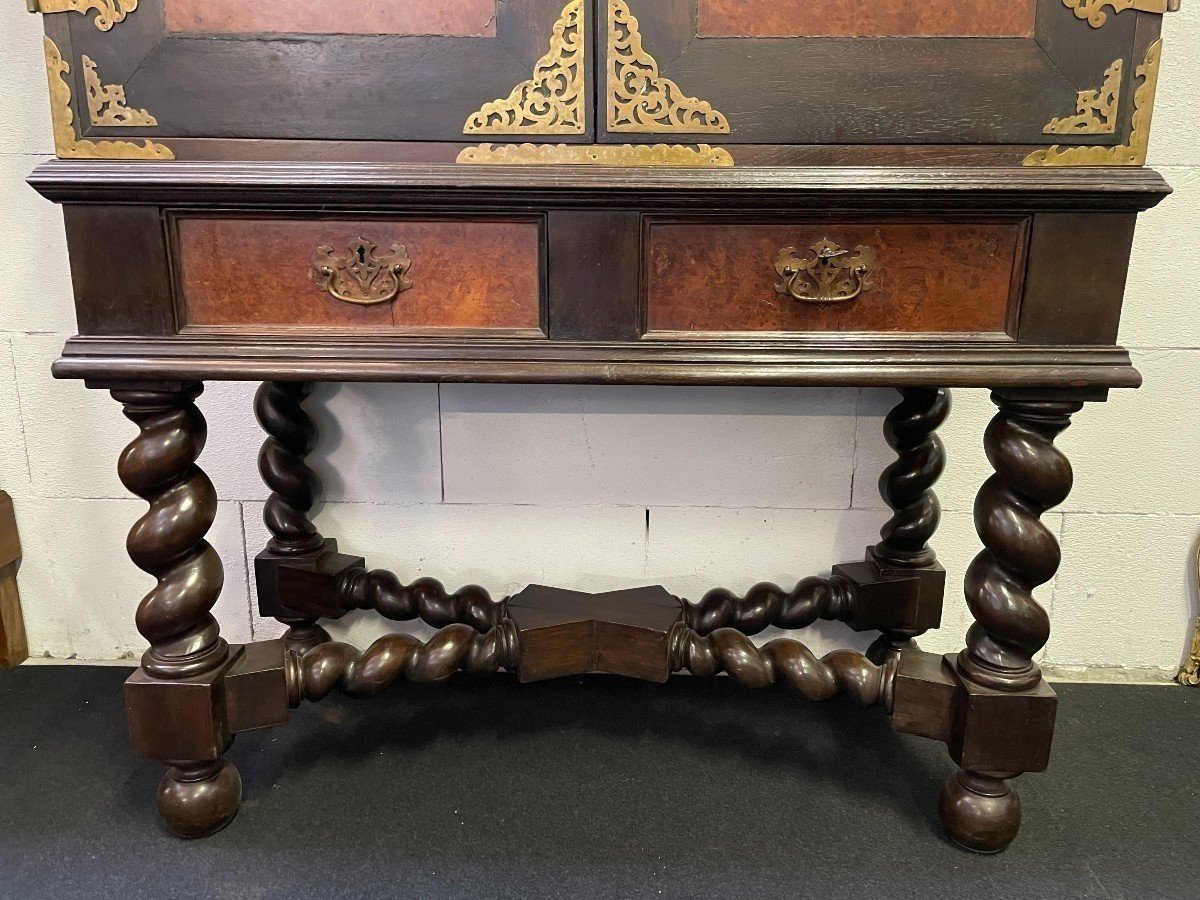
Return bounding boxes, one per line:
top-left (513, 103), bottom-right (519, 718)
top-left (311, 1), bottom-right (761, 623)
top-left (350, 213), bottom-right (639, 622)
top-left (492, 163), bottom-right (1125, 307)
top-left (357, 246), bottom-right (367, 264)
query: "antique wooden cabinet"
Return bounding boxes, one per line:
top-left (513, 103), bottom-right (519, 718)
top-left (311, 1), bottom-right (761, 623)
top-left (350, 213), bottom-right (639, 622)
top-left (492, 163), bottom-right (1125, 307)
top-left (26, 0), bottom-right (1179, 852)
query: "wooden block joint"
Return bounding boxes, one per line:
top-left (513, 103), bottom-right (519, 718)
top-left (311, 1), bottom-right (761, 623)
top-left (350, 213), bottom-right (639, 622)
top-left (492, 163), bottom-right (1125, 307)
top-left (225, 640), bottom-right (292, 733)
top-left (888, 651), bottom-right (1058, 776)
top-left (125, 646), bottom-right (244, 763)
top-left (508, 585), bottom-right (684, 684)
top-left (833, 551), bottom-right (945, 634)
top-left (256, 538), bottom-right (364, 620)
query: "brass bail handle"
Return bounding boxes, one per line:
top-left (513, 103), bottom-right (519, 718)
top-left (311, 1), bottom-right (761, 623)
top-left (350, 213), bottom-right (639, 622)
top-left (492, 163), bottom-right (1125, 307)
top-left (774, 238), bottom-right (877, 305)
top-left (312, 238), bottom-right (413, 306)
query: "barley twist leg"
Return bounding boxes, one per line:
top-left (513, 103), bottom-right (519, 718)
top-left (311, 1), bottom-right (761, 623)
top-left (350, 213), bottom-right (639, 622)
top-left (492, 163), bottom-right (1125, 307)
top-left (115, 384), bottom-right (240, 839)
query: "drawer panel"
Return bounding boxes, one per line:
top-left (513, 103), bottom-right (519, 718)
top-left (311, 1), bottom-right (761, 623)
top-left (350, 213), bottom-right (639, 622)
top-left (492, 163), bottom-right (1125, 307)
top-left (175, 217), bottom-right (545, 333)
top-left (644, 221), bottom-right (1027, 336)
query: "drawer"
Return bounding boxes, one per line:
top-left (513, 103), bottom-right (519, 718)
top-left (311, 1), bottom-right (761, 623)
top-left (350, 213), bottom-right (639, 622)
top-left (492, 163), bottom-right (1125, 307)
top-left (644, 220), bottom-right (1028, 337)
top-left (174, 216), bottom-right (545, 333)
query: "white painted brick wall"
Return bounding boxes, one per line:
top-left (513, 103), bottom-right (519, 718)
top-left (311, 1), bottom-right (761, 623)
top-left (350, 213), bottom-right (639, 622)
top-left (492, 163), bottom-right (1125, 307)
top-left (1, 7), bottom-right (1196, 677)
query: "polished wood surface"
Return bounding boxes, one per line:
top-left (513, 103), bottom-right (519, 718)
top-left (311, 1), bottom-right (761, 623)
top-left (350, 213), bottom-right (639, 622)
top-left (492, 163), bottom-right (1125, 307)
top-left (165, 0), bottom-right (500, 36)
top-left (0, 492), bottom-right (27, 669)
top-left (26, 0), bottom-right (1175, 854)
top-left (176, 217), bottom-right (544, 332)
top-left (645, 221), bottom-right (1025, 335)
top-left (697, 0), bottom-right (1037, 37)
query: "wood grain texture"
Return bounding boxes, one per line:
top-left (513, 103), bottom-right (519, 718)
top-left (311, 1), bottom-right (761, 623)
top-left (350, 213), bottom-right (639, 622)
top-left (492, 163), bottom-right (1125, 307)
top-left (0, 492), bottom-right (26, 669)
top-left (697, 0), bottom-right (1036, 37)
top-left (165, 0), bottom-right (498, 36)
top-left (176, 218), bottom-right (544, 331)
top-left (646, 221), bottom-right (1026, 335)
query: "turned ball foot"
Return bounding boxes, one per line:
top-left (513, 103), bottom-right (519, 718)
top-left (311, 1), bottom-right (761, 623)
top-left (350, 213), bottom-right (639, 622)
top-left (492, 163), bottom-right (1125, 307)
top-left (938, 770), bottom-right (1021, 853)
top-left (157, 760), bottom-right (242, 839)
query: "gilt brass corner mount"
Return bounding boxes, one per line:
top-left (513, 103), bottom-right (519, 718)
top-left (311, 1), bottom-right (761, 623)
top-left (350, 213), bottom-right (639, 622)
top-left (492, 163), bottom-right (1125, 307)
top-left (608, 0), bottom-right (730, 134)
top-left (1061, 0), bottom-right (1180, 29)
top-left (28, 0), bottom-right (138, 32)
top-left (463, 0), bottom-right (586, 136)
top-left (83, 55), bottom-right (157, 127)
top-left (43, 37), bottom-right (173, 160)
top-left (1025, 39), bottom-right (1162, 167)
top-left (775, 239), bottom-right (877, 305)
top-left (312, 239), bottom-right (413, 306)
top-left (1044, 60), bottom-right (1122, 136)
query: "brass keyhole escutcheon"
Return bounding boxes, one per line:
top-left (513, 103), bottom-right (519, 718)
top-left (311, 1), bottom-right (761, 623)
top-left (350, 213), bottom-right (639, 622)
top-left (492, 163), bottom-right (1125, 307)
top-left (775, 238), bottom-right (877, 305)
top-left (312, 238), bottom-right (413, 306)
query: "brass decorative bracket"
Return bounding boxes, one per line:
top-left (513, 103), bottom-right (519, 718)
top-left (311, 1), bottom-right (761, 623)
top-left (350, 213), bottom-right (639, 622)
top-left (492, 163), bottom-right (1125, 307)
top-left (312, 239), bottom-right (413, 306)
top-left (1025, 39), bottom-right (1162, 167)
top-left (607, 0), bottom-right (729, 134)
top-left (775, 239), bottom-right (877, 304)
top-left (1061, 0), bottom-right (1181, 28)
top-left (27, 0), bottom-right (137, 32)
top-left (463, 0), bottom-right (585, 136)
top-left (83, 55), bottom-right (156, 127)
top-left (43, 37), bottom-right (173, 160)
top-left (457, 142), bottom-right (734, 167)
top-left (1044, 59), bottom-right (1122, 135)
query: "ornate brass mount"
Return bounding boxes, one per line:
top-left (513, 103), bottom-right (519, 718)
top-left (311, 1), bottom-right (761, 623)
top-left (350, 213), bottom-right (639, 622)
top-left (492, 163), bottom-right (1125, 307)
top-left (463, 0), bottom-right (585, 135)
top-left (1044, 59), bottom-right (1122, 135)
top-left (775, 239), bottom-right (877, 305)
top-left (1061, 0), bottom-right (1180, 28)
top-left (27, 0), bottom-right (137, 32)
top-left (312, 239), bottom-right (413, 306)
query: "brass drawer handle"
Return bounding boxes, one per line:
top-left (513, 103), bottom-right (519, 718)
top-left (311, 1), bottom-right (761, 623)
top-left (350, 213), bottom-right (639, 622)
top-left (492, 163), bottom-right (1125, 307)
top-left (312, 238), bottom-right (413, 306)
top-left (775, 238), bottom-right (876, 304)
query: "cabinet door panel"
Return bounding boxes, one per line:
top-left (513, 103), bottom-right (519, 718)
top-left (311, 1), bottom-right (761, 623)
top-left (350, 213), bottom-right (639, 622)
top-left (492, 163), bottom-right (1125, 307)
top-left (60, 0), bottom-right (593, 143)
top-left (600, 0), bottom-right (1152, 148)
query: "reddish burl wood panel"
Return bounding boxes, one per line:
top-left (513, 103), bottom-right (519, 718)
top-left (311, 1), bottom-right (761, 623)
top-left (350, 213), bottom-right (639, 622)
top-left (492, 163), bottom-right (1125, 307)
top-left (165, 0), bottom-right (498, 36)
top-left (698, 0), bottom-right (1036, 37)
top-left (177, 218), bottom-right (543, 331)
top-left (646, 222), bottom-right (1025, 335)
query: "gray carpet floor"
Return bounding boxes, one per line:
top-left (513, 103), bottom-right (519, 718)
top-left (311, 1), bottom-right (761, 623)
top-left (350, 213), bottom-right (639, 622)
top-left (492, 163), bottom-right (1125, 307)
top-left (0, 666), bottom-right (1197, 899)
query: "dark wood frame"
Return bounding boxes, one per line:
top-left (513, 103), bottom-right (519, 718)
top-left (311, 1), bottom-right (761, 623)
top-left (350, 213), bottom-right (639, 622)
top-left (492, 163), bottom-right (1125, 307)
top-left (29, 155), bottom-right (1169, 854)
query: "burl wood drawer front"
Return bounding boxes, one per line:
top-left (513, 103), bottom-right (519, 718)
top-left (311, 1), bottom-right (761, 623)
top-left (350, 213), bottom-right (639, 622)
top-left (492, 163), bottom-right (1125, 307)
top-left (175, 217), bottom-right (544, 332)
top-left (645, 222), bottom-right (1026, 336)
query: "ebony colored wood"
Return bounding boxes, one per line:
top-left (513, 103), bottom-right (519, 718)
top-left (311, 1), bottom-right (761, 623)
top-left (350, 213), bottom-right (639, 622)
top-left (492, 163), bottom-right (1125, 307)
top-left (58, 335), bottom-right (1145, 389)
top-left (1020, 213), bottom-right (1138, 346)
top-left (76, 0), bottom-right (595, 144)
top-left (507, 585), bottom-right (684, 683)
top-left (29, 1), bottom-right (1175, 853)
top-left (682, 577), bottom-right (852, 635)
top-left (959, 392), bottom-right (1082, 691)
top-left (0, 492), bottom-right (27, 669)
top-left (113, 383), bottom-right (241, 839)
top-left (602, 0), bottom-right (1141, 147)
top-left (63, 206), bottom-right (174, 336)
top-left (548, 210), bottom-right (641, 341)
top-left (254, 382), bottom-right (332, 653)
top-left (672, 627), bottom-right (892, 704)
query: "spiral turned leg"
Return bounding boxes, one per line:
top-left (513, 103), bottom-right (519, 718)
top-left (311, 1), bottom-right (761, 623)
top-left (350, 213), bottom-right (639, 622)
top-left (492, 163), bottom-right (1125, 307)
top-left (255, 382), bottom-right (330, 653)
top-left (115, 384), bottom-right (240, 839)
top-left (868, 388), bottom-right (950, 662)
top-left (682, 577), bottom-right (853, 636)
top-left (343, 568), bottom-right (507, 633)
top-left (940, 391), bottom-right (1083, 853)
top-left (291, 621), bottom-right (520, 702)
top-left (671, 625), bottom-right (894, 707)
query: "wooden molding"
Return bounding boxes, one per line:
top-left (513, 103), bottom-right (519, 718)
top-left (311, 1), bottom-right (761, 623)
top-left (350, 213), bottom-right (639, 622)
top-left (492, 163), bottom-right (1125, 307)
top-left (0, 492), bottom-right (28, 669)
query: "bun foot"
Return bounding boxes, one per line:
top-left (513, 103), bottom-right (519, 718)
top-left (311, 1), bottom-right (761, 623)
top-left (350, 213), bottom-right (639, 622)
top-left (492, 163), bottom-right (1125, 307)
top-left (938, 770), bottom-right (1021, 854)
top-left (157, 760), bottom-right (242, 839)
